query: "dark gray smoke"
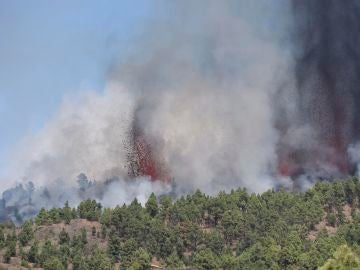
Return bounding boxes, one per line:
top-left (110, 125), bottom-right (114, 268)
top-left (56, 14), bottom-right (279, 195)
top-left (277, 0), bottom-right (360, 182)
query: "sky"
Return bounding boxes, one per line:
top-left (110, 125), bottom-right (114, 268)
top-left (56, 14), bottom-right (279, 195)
top-left (0, 0), bottom-right (152, 178)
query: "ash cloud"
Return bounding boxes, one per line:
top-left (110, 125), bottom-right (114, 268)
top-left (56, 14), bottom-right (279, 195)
top-left (277, 0), bottom-right (360, 182)
top-left (113, 0), bottom-right (293, 193)
top-left (3, 0), bottom-right (360, 222)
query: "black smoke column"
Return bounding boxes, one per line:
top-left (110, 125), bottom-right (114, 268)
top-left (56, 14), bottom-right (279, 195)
top-left (287, 0), bottom-right (360, 176)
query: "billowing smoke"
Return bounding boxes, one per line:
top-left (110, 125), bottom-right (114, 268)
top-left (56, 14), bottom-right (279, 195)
top-left (2, 0), bottom-right (360, 222)
top-left (277, 0), bottom-right (360, 185)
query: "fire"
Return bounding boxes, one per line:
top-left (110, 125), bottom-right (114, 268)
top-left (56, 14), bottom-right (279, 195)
top-left (277, 138), bottom-right (350, 178)
top-left (134, 136), bottom-right (170, 182)
top-left (126, 120), bottom-right (170, 182)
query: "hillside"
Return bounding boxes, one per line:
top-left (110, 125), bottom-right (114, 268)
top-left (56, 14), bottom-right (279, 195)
top-left (1, 178), bottom-right (360, 269)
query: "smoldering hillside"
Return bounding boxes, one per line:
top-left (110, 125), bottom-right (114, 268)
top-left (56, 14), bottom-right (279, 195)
top-left (2, 0), bottom-right (360, 223)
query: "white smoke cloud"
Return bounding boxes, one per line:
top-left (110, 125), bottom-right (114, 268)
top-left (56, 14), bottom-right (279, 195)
top-left (8, 82), bottom-right (135, 187)
top-left (118, 0), bottom-right (293, 194)
top-left (101, 177), bottom-right (172, 207)
top-left (2, 0), bottom-right (296, 218)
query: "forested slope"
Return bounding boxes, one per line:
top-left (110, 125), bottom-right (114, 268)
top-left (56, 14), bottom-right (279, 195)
top-left (2, 178), bottom-right (360, 269)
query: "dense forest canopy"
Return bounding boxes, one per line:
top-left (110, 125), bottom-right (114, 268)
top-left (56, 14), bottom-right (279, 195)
top-left (1, 178), bottom-right (360, 269)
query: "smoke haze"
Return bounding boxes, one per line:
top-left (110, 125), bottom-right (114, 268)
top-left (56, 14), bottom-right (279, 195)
top-left (2, 0), bottom-right (360, 222)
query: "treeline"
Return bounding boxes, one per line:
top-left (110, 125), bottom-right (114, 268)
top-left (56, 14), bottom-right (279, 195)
top-left (2, 178), bottom-right (360, 269)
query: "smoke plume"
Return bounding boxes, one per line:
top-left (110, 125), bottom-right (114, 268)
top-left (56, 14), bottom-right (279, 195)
top-left (2, 0), bottom-right (360, 222)
top-left (277, 0), bottom-right (360, 185)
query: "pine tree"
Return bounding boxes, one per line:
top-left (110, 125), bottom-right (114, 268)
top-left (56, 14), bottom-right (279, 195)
top-left (145, 193), bottom-right (159, 217)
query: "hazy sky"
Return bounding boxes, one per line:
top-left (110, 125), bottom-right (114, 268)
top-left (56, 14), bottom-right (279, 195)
top-left (0, 0), bottom-right (152, 178)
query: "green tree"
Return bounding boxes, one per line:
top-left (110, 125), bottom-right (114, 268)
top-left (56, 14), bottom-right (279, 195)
top-left (80, 227), bottom-right (88, 245)
top-left (39, 240), bottom-right (58, 265)
top-left (18, 220), bottom-right (34, 246)
top-left (237, 237), bottom-right (280, 270)
top-left (101, 225), bottom-right (108, 239)
top-left (319, 245), bottom-right (360, 270)
top-left (219, 253), bottom-right (237, 270)
top-left (72, 253), bottom-right (88, 270)
top-left (48, 208), bottom-right (61, 224)
top-left (145, 193), bottom-right (159, 218)
top-left (120, 238), bottom-right (138, 268)
top-left (4, 240), bottom-right (16, 263)
top-left (185, 222), bottom-right (203, 251)
top-left (278, 231), bottom-right (302, 268)
top-left (87, 248), bottom-right (113, 270)
top-left (0, 227), bottom-right (5, 248)
top-left (165, 252), bottom-right (184, 268)
top-left (192, 248), bottom-right (219, 270)
top-left (59, 244), bottom-right (70, 265)
top-left (21, 259), bottom-right (30, 268)
top-left (59, 228), bottom-right (70, 245)
top-left (107, 232), bottom-right (121, 260)
top-left (100, 208), bottom-right (113, 227)
top-left (43, 256), bottom-right (65, 270)
top-left (36, 208), bottom-right (50, 225)
top-left (327, 212), bottom-right (337, 226)
top-left (61, 201), bottom-right (74, 224)
top-left (159, 195), bottom-right (172, 213)
top-left (345, 214), bottom-right (360, 245)
top-left (206, 231), bottom-right (225, 255)
top-left (78, 199), bottom-right (102, 221)
top-left (128, 248), bottom-right (151, 270)
top-left (28, 241), bottom-right (39, 264)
